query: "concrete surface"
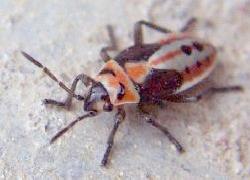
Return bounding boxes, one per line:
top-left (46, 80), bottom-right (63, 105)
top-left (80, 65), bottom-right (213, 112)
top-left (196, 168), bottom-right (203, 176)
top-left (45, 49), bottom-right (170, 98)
top-left (0, 0), bottom-right (250, 179)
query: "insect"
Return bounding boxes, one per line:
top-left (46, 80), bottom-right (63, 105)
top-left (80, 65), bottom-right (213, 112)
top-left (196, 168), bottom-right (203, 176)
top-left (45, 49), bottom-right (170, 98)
top-left (21, 18), bottom-right (242, 166)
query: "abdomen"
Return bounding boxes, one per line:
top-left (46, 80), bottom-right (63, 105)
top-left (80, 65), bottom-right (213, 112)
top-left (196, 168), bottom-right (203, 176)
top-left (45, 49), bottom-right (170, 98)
top-left (148, 33), bottom-right (217, 93)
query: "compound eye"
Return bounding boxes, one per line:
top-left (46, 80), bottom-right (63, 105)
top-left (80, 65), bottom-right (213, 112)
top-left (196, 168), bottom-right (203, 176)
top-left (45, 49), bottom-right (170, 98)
top-left (103, 102), bottom-right (113, 112)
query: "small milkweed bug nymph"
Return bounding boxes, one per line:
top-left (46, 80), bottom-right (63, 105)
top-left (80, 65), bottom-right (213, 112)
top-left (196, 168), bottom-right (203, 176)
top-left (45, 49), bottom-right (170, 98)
top-left (22, 18), bottom-right (243, 166)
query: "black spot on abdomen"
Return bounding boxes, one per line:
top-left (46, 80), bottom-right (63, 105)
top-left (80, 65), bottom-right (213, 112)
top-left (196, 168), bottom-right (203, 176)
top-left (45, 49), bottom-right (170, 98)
top-left (193, 41), bottom-right (204, 51)
top-left (196, 61), bottom-right (202, 67)
top-left (181, 45), bottom-right (192, 55)
top-left (185, 67), bottom-right (191, 73)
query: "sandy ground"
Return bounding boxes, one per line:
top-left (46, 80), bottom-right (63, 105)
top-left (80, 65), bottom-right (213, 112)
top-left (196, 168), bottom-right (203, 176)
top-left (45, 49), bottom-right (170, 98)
top-left (0, 0), bottom-right (250, 179)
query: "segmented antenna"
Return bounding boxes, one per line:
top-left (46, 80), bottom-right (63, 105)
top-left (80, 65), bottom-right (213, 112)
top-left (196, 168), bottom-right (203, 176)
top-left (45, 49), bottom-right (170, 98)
top-left (50, 111), bottom-right (96, 144)
top-left (21, 51), bottom-right (84, 100)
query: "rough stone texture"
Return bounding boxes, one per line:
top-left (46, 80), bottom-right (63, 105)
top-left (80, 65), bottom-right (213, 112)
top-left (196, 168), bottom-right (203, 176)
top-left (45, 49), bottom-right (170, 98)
top-left (0, 0), bottom-right (249, 179)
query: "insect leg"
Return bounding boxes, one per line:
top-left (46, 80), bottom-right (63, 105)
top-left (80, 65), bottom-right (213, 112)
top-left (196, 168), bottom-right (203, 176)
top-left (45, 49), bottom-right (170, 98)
top-left (101, 107), bottom-right (125, 166)
top-left (164, 94), bottom-right (201, 103)
top-left (180, 17), bottom-right (197, 32)
top-left (134, 20), bottom-right (172, 46)
top-left (21, 51), bottom-right (84, 101)
top-left (139, 110), bottom-right (184, 153)
top-left (100, 25), bottom-right (118, 62)
top-left (50, 111), bottom-right (97, 144)
top-left (44, 73), bottom-right (96, 110)
top-left (165, 85), bottom-right (243, 103)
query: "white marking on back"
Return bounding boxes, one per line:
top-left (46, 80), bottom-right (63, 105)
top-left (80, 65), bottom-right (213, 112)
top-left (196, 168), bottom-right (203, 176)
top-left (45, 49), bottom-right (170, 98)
top-left (148, 34), bottom-right (217, 92)
top-left (176, 59), bottom-right (217, 93)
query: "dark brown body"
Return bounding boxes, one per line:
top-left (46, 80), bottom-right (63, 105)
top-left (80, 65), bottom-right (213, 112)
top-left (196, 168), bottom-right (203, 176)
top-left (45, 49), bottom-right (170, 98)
top-left (115, 44), bottom-right (161, 64)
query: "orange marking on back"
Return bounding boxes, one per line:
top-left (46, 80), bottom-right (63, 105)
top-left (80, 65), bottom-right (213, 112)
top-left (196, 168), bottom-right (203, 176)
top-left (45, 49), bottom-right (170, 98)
top-left (97, 60), bottom-right (140, 105)
top-left (159, 34), bottom-right (190, 45)
top-left (149, 49), bottom-right (182, 66)
top-left (118, 87), bottom-right (137, 104)
top-left (107, 71), bottom-right (138, 104)
top-left (125, 62), bottom-right (149, 83)
top-left (105, 61), bottom-right (130, 89)
top-left (182, 54), bottom-right (216, 82)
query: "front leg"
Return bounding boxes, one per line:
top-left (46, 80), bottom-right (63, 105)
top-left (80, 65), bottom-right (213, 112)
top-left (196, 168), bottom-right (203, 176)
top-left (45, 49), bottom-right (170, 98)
top-left (44, 73), bottom-right (96, 110)
top-left (101, 106), bottom-right (126, 166)
top-left (164, 86), bottom-right (243, 103)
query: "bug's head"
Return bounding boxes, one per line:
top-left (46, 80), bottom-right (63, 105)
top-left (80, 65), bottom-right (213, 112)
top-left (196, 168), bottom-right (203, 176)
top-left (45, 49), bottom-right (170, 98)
top-left (84, 82), bottom-right (113, 112)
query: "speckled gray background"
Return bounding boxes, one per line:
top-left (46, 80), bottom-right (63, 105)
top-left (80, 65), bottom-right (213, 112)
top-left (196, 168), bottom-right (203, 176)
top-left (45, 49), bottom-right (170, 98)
top-left (0, 0), bottom-right (250, 179)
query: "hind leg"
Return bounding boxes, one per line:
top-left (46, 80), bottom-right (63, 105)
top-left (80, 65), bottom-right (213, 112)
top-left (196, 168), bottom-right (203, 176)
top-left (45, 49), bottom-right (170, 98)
top-left (180, 17), bottom-right (197, 32)
top-left (164, 86), bottom-right (243, 103)
top-left (133, 20), bottom-right (172, 45)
